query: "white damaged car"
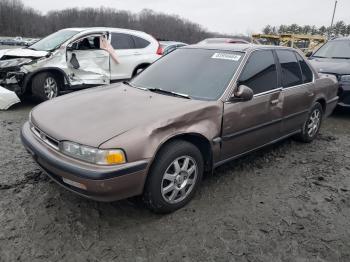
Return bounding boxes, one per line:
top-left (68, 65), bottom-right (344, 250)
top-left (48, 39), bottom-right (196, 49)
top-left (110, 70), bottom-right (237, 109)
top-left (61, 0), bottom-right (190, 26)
top-left (0, 27), bottom-right (162, 101)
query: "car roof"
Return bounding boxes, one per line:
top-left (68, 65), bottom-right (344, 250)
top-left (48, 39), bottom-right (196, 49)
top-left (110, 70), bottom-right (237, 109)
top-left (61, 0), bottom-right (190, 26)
top-left (185, 43), bottom-right (296, 53)
top-left (160, 41), bottom-right (187, 45)
top-left (203, 37), bottom-right (248, 41)
top-left (60, 27), bottom-right (148, 35)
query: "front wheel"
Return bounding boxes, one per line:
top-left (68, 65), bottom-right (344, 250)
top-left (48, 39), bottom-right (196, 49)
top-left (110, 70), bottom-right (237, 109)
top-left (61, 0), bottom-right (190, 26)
top-left (143, 140), bottom-right (204, 213)
top-left (32, 72), bottom-right (61, 101)
top-left (295, 102), bottom-right (323, 143)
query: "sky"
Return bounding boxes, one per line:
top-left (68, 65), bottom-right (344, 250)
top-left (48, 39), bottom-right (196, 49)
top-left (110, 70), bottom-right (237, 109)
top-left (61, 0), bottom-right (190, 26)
top-left (21, 0), bottom-right (350, 35)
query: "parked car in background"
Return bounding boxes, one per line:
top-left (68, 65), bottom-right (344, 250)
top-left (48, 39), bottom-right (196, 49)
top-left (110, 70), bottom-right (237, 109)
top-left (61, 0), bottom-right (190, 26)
top-left (198, 38), bottom-right (250, 44)
top-left (13, 37), bottom-right (25, 46)
top-left (21, 44), bottom-right (338, 213)
top-left (308, 37), bottom-right (350, 107)
top-left (0, 38), bottom-right (16, 46)
top-left (0, 37), bottom-right (40, 47)
top-left (27, 38), bottom-right (40, 45)
top-left (159, 41), bottom-right (187, 55)
top-left (0, 27), bottom-right (161, 100)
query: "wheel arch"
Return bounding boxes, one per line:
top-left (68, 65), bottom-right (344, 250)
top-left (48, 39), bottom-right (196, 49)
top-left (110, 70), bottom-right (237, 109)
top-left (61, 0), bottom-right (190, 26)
top-left (315, 97), bottom-right (327, 113)
top-left (149, 133), bottom-right (214, 174)
top-left (23, 67), bottom-right (70, 94)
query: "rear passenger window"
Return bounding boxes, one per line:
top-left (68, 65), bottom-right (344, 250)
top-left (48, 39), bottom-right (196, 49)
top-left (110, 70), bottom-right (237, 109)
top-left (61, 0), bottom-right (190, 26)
top-left (133, 36), bottom-right (150, 49)
top-left (111, 33), bottom-right (135, 49)
top-left (276, 50), bottom-right (303, 87)
top-left (238, 50), bottom-right (278, 94)
top-left (295, 53), bottom-right (313, 83)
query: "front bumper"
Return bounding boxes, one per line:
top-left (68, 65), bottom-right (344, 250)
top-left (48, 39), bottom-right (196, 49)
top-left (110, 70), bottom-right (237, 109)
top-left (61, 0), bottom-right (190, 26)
top-left (20, 122), bottom-right (149, 202)
top-left (337, 81), bottom-right (350, 107)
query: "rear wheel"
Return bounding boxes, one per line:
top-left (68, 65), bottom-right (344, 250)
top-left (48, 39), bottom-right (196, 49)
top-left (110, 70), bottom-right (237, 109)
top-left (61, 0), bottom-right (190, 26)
top-left (143, 140), bottom-right (204, 213)
top-left (295, 102), bottom-right (323, 143)
top-left (32, 72), bottom-right (61, 101)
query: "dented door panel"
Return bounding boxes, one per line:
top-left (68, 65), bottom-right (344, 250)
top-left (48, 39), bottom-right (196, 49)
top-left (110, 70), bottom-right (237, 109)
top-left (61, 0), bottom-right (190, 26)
top-left (66, 49), bottom-right (110, 86)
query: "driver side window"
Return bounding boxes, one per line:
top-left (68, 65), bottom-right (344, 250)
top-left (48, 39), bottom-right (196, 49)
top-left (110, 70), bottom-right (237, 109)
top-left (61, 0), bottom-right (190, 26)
top-left (238, 50), bottom-right (278, 95)
top-left (71, 36), bottom-right (102, 51)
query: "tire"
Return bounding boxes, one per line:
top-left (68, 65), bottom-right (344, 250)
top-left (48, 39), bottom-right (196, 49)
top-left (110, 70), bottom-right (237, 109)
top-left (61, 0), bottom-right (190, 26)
top-left (295, 102), bottom-right (323, 143)
top-left (143, 140), bottom-right (204, 213)
top-left (32, 72), bottom-right (61, 101)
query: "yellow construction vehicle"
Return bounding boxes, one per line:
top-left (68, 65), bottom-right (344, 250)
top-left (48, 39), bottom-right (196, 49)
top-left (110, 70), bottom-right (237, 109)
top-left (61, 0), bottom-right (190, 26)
top-left (252, 34), bottom-right (327, 54)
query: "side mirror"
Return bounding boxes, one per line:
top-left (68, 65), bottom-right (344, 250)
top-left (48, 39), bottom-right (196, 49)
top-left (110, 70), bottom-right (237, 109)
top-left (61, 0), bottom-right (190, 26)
top-left (305, 51), bottom-right (313, 58)
top-left (231, 85), bottom-right (254, 101)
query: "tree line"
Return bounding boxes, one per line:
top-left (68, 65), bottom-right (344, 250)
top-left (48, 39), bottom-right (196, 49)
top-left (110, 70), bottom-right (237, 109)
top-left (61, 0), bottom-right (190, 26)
top-left (262, 22), bottom-right (350, 36)
top-left (0, 0), bottom-right (245, 44)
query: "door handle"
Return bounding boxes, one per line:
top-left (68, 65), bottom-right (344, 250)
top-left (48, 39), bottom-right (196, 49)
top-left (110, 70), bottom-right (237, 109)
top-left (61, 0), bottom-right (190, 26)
top-left (270, 99), bottom-right (279, 105)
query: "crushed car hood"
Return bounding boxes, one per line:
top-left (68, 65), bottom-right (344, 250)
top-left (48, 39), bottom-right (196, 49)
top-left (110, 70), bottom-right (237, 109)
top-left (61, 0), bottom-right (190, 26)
top-left (31, 83), bottom-right (215, 147)
top-left (309, 57), bottom-right (350, 75)
top-left (0, 48), bottom-right (48, 59)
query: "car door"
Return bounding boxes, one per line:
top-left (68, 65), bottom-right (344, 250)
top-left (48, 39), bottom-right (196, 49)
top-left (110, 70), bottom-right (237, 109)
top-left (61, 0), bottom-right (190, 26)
top-left (66, 34), bottom-right (110, 86)
top-left (221, 49), bottom-right (283, 161)
top-left (109, 32), bottom-right (140, 80)
top-left (276, 50), bottom-right (314, 135)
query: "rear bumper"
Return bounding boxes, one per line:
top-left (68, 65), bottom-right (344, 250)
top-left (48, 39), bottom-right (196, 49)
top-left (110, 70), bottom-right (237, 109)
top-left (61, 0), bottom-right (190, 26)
top-left (325, 96), bottom-right (339, 116)
top-left (21, 121), bottom-right (149, 202)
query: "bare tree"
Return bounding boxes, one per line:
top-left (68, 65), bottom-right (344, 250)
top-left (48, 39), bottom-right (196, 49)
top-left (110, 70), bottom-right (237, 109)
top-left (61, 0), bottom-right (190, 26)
top-left (262, 22), bottom-right (350, 37)
top-left (0, 0), bottom-right (243, 43)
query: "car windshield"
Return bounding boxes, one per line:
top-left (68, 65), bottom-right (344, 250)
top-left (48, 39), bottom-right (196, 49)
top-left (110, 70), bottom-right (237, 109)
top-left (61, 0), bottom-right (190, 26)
top-left (313, 40), bottom-right (350, 59)
top-left (131, 48), bottom-right (243, 100)
top-left (29, 30), bottom-right (79, 51)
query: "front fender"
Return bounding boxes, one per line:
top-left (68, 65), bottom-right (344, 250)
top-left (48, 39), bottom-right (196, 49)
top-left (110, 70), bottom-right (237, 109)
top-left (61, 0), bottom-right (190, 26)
top-left (21, 67), bottom-right (71, 93)
top-left (99, 102), bottom-right (223, 163)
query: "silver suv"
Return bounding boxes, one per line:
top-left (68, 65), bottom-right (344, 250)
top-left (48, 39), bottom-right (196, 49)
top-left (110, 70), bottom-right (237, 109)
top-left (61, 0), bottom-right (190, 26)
top-left (0, 27), bottom-right (161, 100)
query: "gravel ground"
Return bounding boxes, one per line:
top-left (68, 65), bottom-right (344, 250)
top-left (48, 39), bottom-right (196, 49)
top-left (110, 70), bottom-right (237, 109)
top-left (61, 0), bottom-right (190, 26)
top-left (0, 100), bottom-right (350, 262)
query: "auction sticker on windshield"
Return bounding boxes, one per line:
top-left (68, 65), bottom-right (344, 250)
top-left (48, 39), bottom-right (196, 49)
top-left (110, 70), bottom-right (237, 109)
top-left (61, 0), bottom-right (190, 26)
top-left (211, 53), bottom-right (241, 61)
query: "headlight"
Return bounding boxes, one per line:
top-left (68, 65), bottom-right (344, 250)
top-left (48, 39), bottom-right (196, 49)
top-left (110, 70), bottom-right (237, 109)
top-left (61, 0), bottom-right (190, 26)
top-left (340, 75), bottom-right (350, 83)
top-left (60, 141), bottom-right (126, 165)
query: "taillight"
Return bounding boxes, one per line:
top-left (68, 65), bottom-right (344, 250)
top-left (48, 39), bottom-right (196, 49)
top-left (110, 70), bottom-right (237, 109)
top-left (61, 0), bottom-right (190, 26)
top-left (156, 44), bottom-right (163, 55)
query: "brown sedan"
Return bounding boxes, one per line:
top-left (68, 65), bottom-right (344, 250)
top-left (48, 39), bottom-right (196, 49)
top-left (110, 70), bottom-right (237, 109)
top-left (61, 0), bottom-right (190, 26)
top-left (21, 44), bottom-right (338, 213)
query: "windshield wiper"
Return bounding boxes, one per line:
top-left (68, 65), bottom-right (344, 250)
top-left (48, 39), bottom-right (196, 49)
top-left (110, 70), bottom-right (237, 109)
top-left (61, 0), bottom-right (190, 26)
top-left (147, 88), bottom-right (191, 99)
top-left (123, 81), bottom-right (148, 90)
top-left (331, 57), bottom-right (350, 59)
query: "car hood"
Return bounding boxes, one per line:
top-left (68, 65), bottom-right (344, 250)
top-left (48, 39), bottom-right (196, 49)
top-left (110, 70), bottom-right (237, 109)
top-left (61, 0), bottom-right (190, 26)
top-left (31, 83), bottom-right (215, 148)
top-left (309, 57), bottom-right (350, 75)
top-left (0, 48), bottom-right (48, 59)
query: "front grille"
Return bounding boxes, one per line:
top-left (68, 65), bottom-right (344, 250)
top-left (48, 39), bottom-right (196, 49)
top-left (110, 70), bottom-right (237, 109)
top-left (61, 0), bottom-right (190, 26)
top-left (0, 68), bottom-right (20, 83)
top-left (31, 124), bottom-right (60, 150)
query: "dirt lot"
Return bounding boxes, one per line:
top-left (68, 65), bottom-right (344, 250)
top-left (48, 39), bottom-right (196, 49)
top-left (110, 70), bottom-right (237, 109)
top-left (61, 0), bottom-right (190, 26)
top-left (0, 100), bottom-right (349, 262)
